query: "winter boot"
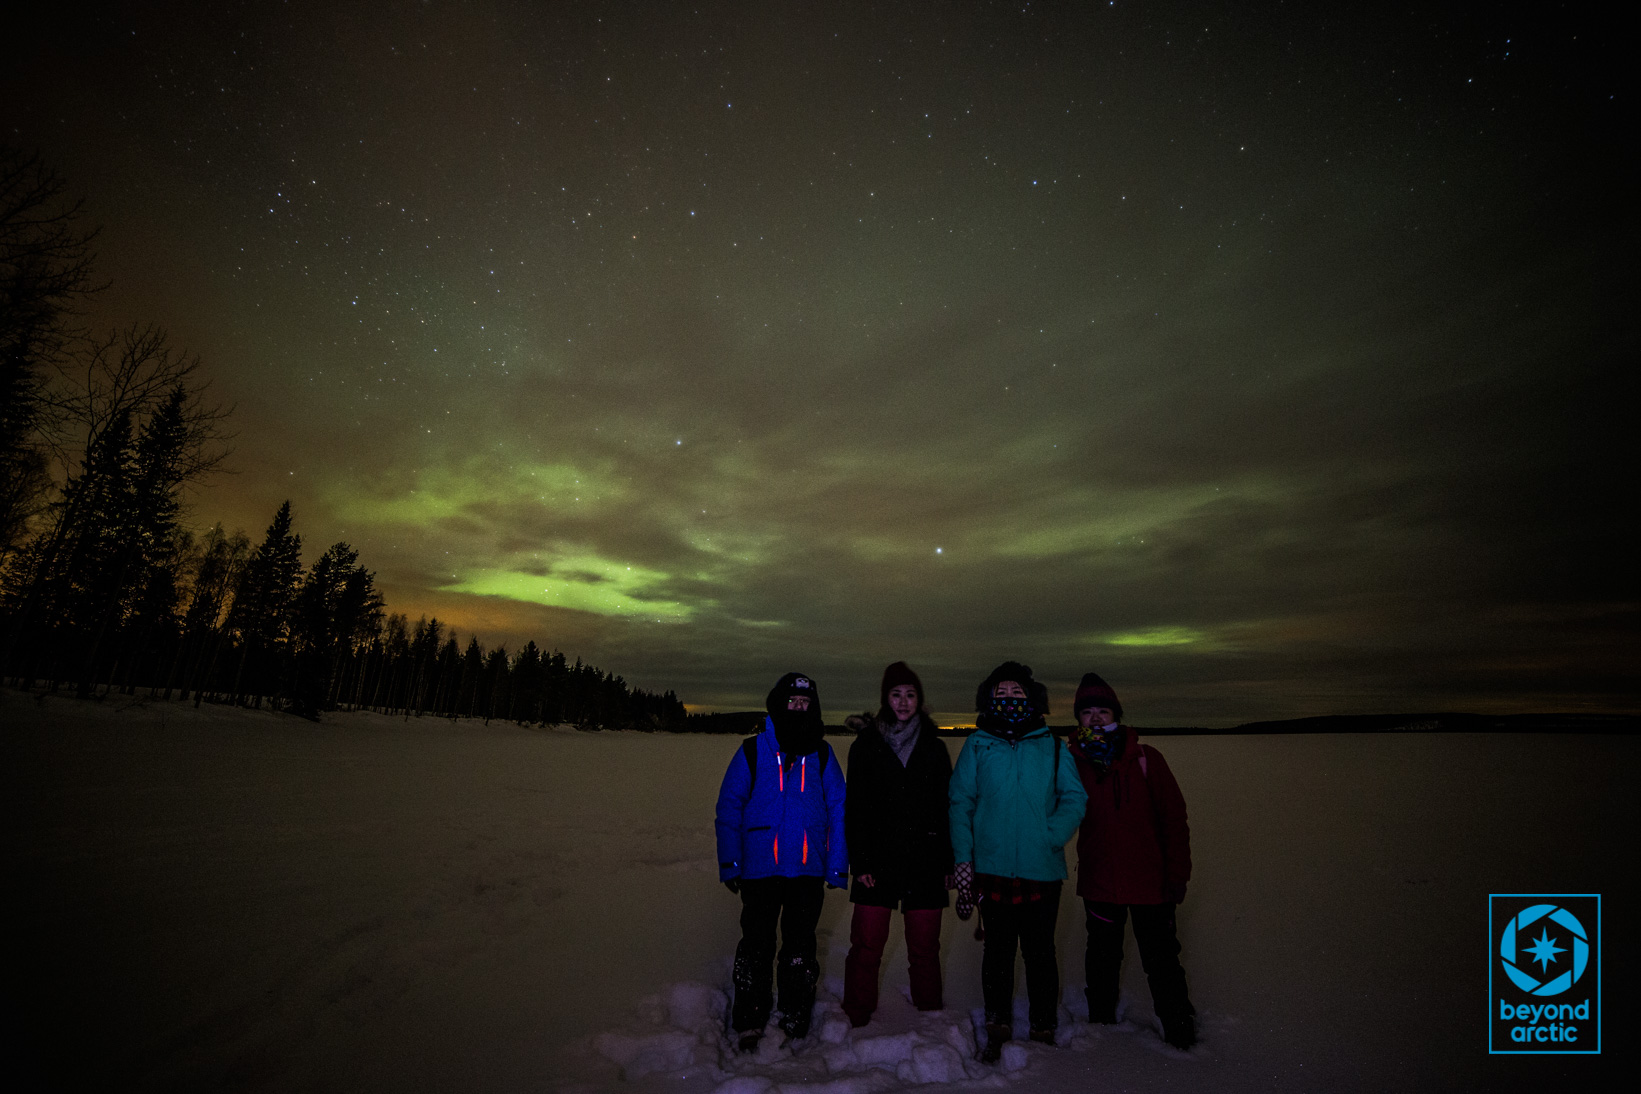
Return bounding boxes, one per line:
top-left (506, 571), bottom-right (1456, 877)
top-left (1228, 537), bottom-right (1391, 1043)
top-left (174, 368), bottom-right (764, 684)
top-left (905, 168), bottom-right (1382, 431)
top-left (776, 953), bottom-right (819, 1039)
top-left (1161, 1012), bottom-right (1197, 1050)
top-left (1029, 1027), bottom-right (1056, 1045)
top-left (731, 941), bottom-right (774, 1034)
top-left (979, 1022), bottom-right (1011, 1064)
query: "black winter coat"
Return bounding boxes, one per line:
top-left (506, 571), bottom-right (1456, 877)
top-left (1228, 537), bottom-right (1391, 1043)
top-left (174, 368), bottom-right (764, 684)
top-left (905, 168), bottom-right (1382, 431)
top-left (844, 714), bottom-right (955, 910)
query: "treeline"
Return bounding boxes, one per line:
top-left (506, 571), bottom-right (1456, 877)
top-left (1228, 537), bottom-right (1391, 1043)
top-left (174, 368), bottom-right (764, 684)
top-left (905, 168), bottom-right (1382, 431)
top-left (684, 711), bottom-right (766, 734)
top-left (2, 496), bottom-right (687, 726)
top-left (0, 149), bottom-right (685, 728)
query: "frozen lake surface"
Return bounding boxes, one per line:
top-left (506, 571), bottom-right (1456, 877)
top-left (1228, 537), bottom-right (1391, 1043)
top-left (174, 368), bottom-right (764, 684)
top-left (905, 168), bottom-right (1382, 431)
top-left (3, 690), bottom-right (1632, 1092)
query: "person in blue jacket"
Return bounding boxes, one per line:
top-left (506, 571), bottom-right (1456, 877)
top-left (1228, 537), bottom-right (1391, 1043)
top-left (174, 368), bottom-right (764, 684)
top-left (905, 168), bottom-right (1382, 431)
top-left (949, 661), bottom-right (1088, 1062)
top-left (716, 671), bottom-right (848, 1050)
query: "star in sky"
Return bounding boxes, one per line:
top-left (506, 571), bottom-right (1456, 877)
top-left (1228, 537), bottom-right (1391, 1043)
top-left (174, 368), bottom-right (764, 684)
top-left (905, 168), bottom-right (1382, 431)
top-left (2, 1), bottom-right (1630, 720)
top-left (1525, 929), bottom-right (1565, 971)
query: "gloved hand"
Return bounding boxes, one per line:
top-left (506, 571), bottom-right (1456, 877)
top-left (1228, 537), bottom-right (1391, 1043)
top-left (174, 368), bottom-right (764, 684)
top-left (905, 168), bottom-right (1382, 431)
top-left (953, 862), bottom-right (978, 921)
top-left (723, 878), bottom-right (740, 895)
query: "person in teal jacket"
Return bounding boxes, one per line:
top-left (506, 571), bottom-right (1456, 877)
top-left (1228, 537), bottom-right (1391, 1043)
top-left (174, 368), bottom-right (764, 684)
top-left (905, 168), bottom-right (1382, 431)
top-left (949, 661), bottom-right (1087, 1062)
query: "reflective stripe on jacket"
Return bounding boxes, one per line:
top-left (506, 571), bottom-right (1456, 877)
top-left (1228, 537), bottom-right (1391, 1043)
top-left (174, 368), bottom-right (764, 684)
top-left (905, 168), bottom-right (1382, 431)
top-left (716, 718), bottom-right (848, 886)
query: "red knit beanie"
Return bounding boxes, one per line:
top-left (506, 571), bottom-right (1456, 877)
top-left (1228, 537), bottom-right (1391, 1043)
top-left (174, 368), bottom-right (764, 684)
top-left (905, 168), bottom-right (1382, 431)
top-left (879, 661), bottom-right (924, 712)
top-left (1073, 671), bottom-right (1122, 719)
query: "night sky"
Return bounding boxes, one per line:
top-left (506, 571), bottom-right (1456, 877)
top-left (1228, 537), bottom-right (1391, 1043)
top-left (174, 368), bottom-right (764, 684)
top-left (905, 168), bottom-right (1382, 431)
top-left (8, 1), bottom-right (1633, 725)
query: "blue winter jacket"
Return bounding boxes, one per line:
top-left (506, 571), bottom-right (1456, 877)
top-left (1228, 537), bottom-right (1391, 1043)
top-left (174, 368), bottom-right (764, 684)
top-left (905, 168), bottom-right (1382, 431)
top-left (716, 719), bottom-right (848, 887)
top-left (949, 724), bottom-right (1088, 881)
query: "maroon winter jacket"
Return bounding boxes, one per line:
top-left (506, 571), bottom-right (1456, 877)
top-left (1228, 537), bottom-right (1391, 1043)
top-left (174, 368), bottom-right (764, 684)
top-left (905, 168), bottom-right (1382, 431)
top-left (1070, 727), bottom-right (1191, 905)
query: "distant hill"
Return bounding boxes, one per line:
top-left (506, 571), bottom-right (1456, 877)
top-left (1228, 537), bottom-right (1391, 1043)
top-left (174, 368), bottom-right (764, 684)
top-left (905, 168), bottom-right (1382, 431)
top-left (683, 711), bottom-right (766, 734)
top-left (1135, 712), bottom-right (1639, 735)
top-left (683, 711), bottom-right (1638, 736)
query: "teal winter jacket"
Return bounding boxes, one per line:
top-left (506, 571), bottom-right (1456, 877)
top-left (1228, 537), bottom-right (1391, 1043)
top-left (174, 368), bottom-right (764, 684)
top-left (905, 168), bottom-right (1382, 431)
top-left (948, 725), bottom-right (1088, 881)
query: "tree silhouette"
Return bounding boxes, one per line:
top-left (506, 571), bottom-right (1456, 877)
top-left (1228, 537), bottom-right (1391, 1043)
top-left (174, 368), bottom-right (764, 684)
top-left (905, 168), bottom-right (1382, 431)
top-left (0, 324), bottom-right (230, 682)
top-left (0, 149), bottom-right (101, 559)
top-left (0, 156), bottom-right (684, 725)
top-left (225, 501), bottom-right (301, 708)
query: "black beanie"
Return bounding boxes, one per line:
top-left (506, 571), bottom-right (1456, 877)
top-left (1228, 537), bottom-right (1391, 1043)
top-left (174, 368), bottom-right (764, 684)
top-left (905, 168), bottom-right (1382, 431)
top-left (974, 660), bottom-right (1049, 718)
top-left (879, 661), bottom-right (924, 714)
top-left (766, 671), bottom-right (824, 756)
top-left (1073, 671), bottom-right (1123, 720)
top-left (766, 671), bottom-right (822, 720)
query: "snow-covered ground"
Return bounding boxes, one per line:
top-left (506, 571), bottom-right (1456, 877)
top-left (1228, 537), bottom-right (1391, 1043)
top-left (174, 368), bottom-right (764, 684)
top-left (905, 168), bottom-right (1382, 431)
top-left (3, 690), bottom-right (1632, 1092)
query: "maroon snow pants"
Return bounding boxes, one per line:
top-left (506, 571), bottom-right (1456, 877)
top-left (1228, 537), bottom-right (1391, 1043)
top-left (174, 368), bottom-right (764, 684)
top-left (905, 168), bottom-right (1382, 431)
top-left (842, 903), bottom-right (943, 1025)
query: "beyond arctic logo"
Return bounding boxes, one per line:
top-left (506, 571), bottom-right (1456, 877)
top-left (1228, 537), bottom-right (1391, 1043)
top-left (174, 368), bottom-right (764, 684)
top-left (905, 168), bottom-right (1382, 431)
top-left (1489, 894), bottom-right (1600, 1054)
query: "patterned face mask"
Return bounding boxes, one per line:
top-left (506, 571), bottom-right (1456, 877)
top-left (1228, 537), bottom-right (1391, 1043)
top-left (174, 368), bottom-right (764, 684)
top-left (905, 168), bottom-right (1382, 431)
top-left (1074, 719), bottom-right (1120, 747)
top-left (990, 694), bottom-right (1033, 723)
top-left (1074, 725), bottom-right (1121, 773)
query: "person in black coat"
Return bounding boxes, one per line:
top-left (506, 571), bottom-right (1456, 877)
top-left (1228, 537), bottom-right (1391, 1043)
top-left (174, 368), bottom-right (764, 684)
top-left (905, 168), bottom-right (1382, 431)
top-left (841, 661), bottom-right (955, 1026)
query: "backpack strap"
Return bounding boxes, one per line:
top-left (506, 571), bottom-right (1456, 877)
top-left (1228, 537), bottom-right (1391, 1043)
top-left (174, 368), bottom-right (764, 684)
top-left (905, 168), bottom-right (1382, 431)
top-left (742, 735), bottom-right (759, 794)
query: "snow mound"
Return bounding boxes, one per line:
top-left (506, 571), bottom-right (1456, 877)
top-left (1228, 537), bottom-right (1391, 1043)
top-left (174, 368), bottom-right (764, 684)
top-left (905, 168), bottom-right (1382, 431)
top-left (589, 978), bottom-right (1032, 1090)
top-left (582, 970), bottom-right (1218, 1090)
top-left (592, 1029), bottom-right (701, 1080)
top-left (594, 981), bottom-right (729, 1079)
top-left (708, 1079), bottom-right (774, 1094)
top-left (904, 1042), bottom-right (969, 1083)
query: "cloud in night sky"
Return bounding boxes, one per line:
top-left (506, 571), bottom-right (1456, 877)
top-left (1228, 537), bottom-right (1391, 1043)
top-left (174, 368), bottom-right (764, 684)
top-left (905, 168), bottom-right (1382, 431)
top-left (8, 1), bottom-right (1633, 723)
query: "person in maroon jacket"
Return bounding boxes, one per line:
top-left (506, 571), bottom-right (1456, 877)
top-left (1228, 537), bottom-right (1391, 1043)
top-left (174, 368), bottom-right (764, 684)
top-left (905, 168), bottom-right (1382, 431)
top-left (1068, 671), bottom-right (1197, 1050)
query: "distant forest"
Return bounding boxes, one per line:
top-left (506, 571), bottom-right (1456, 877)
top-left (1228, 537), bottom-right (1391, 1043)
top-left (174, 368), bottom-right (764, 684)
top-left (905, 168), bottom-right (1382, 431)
top-left (0, 149), bottom-right (685, 728)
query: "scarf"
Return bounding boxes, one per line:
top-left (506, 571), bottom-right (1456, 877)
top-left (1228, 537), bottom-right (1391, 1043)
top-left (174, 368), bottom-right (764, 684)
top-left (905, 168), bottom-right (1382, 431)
top-left (1073, 724), bottom-right (1124, 776)
top-left (878, 714), bottom-right (921, 766)
top-left (771, 708), bottom-right (825, 758)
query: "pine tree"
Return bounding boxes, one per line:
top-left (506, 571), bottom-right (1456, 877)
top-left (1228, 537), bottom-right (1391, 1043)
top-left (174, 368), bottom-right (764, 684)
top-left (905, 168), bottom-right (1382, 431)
top-left (457, 636), bottom-right (484, 717)
top-left (511, 641), bottom-right (542, 723)
top-left (81, 386), bottom-right (191, 693)
top-left (482, 644), bottom-right (509, 723)
top-left (226, 501), bottom-right (302, 707)
top-left (406, 616), bottom-right (444, 716)
top-left (331, 561), bottom-right (383, 708)
top-left (168, 524), bottom-right (248, 700)
top-left (287, 541), bottom-right (360, 718)
top-left (368, 612), bottom-right (409, 712)
top-left (8, 406), bottom-right (134, 686)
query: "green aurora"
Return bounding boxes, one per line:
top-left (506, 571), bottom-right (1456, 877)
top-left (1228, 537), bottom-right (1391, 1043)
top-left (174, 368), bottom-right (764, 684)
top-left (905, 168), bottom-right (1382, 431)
top-left (8, 2), bottom-right (1631, 723)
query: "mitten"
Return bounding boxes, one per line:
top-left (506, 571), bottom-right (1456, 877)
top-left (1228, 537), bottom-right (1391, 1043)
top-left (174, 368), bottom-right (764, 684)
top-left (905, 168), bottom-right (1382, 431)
top-left (953, 861), bottom-right (978, 921)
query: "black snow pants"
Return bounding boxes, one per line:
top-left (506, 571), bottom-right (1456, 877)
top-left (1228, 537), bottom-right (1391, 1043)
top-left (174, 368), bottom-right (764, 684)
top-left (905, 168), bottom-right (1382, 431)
top-left (1083, 900), bottom-right (1195, 1031)
top-left (978, 883), bottom-right (1062, 1032)
top-left (732, 876), bottom-right (826, 1036)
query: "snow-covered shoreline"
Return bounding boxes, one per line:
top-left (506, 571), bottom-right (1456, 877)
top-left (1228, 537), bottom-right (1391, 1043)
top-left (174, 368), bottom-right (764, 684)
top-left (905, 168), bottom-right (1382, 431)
top-left (4, 690), bottom-right (1630, 1091)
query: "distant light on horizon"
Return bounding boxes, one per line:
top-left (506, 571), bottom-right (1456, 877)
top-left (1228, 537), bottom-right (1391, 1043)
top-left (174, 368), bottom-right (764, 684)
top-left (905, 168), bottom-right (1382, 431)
top-left (4, 1), bottom-right (1628, 722)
